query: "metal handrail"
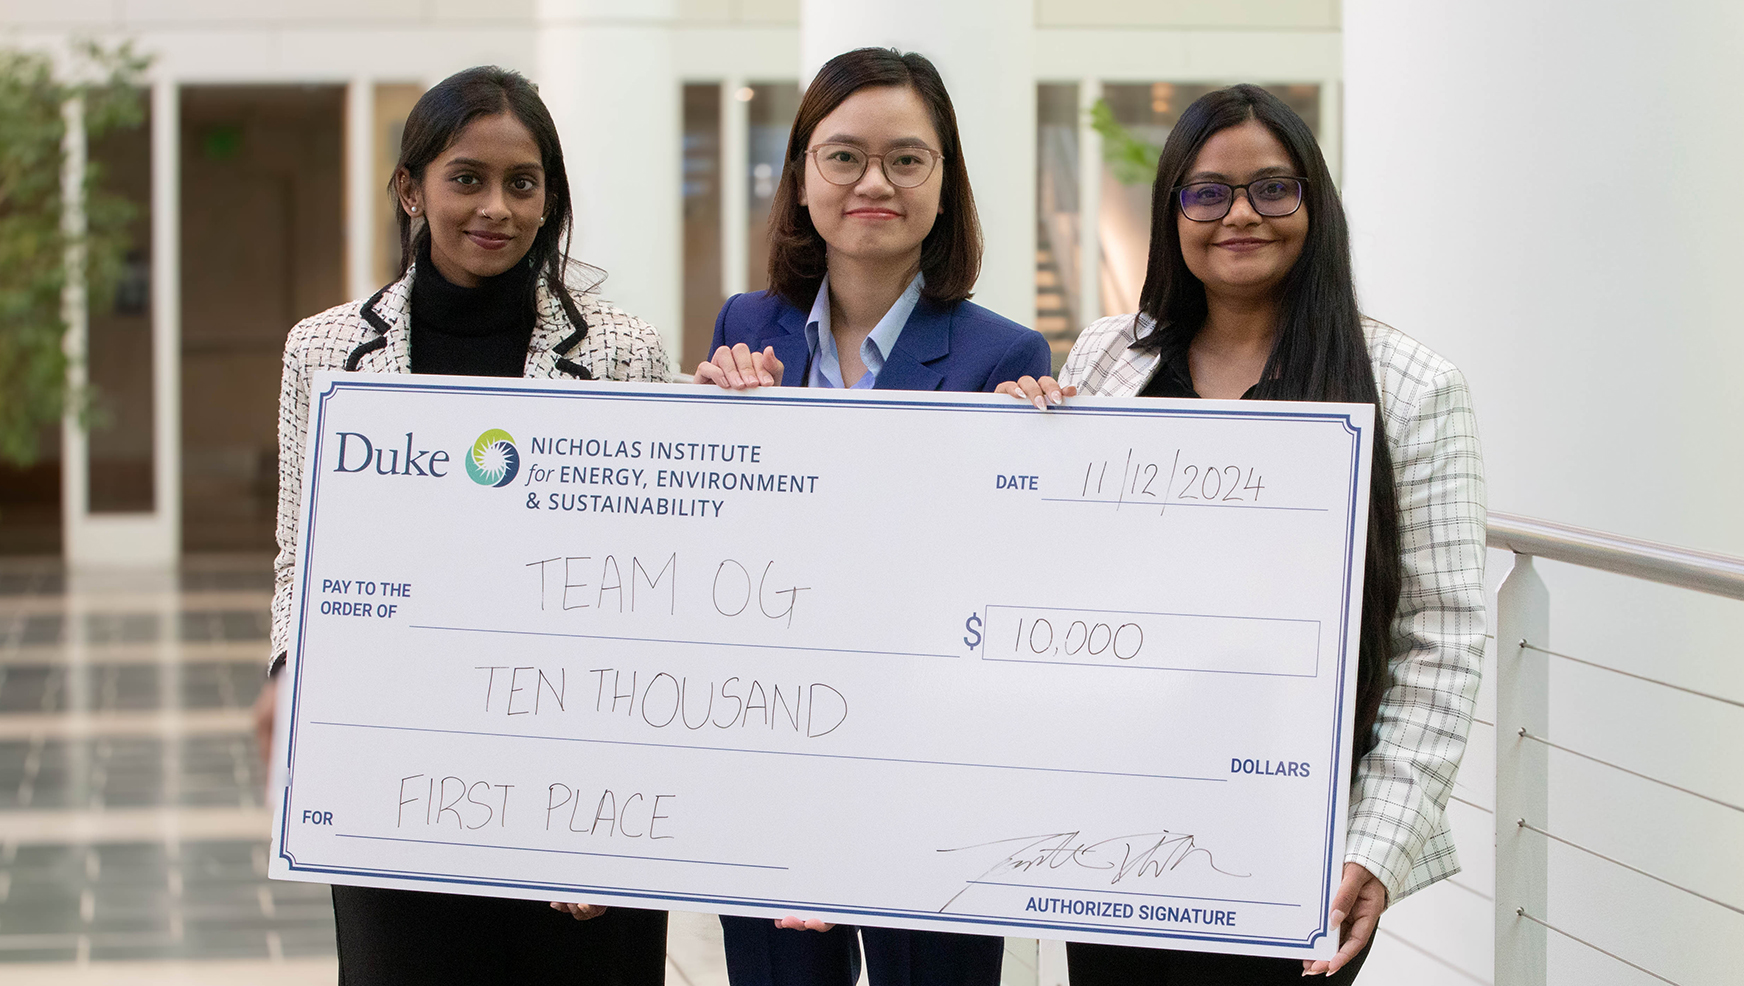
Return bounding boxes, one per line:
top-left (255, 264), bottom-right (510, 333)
top-left (1487, 511), bottom-right (1744, 601)
top-left (1487, 512), bottom-right (1742, 986)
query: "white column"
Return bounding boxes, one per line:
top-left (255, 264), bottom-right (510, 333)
top-left (150, 77), bottom-right (181, 561)
top-left (537, 0), bottom-right (682, 363)
top-left (60, 95), bottom-right (90, 535)
top-left (345, 77), bottom-right (376, 301)
top-left (62, 80), bottom-right (180, 567)
top-left (1076, 77), bottom-right (1102, 325)
top-left (720, 76), bottom-right (750, 298)
top-left (800, 0), bottom-right (1036, 325)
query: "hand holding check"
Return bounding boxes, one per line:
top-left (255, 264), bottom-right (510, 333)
top-left (695, 343), bottom-right (786, 390)
top-left (995, 374), bottom-right (1077, 410)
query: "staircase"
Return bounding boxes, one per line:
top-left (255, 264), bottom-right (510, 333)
top-left (1035, 218), bottom-right (1076, 375)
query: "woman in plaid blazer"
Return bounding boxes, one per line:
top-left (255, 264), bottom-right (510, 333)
top-left (1002, 85), bottom-right (1486, 984)
top-left (253, 67), bottom-right (671, 985)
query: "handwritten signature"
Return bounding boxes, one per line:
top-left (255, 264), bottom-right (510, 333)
top-left (934, 830), bottom-right (1248, 912)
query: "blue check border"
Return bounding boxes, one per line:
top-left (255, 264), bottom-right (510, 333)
top-left (275, 377), bottom-right (1371, 954)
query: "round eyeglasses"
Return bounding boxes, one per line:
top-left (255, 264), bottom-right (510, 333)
top-left (805, 143), bottom-right (943, 189)
top-left (1175, 176), bottom-right (1308, 222)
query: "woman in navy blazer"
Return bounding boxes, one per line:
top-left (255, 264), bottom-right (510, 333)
top-left (696, 48), bottom-right (1049, 986)
top-left (708, 288), bottom-right (1047, 393)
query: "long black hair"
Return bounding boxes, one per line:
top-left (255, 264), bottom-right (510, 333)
top-left (1138, 85), bottom-right (1402, 758)
top-left (390, 66), bottom-right (597, 348)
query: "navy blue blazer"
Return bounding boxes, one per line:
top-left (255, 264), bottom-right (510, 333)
top-left (709, 289), bottom-right (1050, 392)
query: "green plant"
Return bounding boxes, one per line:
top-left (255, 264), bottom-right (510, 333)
top-left (0, 41), bottom-right (148, 467)
top-left (1089, 97), bottom-right (1162, 187)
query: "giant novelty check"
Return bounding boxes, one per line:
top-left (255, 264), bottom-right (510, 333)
top-left (268, 372), bottom-right (1374, 960)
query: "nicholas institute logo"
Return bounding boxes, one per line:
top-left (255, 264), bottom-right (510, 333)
top-left (465, 429), bottom-right (520, 487)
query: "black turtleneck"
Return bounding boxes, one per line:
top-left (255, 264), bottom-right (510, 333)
top-left (408, 238), bottom-right (537, 377)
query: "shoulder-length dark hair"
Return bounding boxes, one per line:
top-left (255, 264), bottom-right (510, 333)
top-left (766, 47), bottom-right (981, 308)
top-left (390, 66), bottom-right (597, 350)
top-left (1139, 84), bottom-right (1402, 758)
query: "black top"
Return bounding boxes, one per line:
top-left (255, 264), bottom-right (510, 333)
top-left (1138, 334), bottom-right (1261, 400)
top-left (408, 239), bottom-right (537, 377)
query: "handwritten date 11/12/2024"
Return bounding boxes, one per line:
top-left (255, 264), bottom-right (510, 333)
top-left (1080, 451), bottom-right (1264, 506)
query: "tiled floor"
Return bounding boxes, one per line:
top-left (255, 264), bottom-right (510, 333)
top-left (0, 556), bottom-right (1046, 985)
top-left (0, 556), bottom-right (333, 978)
top-left (0, 839), bottom-right (334, 962)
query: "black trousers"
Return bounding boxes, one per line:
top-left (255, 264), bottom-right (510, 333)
top-left (1066, 939), bottom-right (1373, 985)
top-left (332, 886), bottom-right (667, 986)
top-left (719, 915), bottom-right (1004, 986)
top-left (861, 926), bottom-right (1005, 986)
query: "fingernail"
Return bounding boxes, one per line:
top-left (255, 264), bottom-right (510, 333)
top-left (1032, 395), bottom-right (1048, 411)
top-left (1048, 390), bottom-right (1063, 404)
top-left (1330, 910), bottom-right (1345, 926)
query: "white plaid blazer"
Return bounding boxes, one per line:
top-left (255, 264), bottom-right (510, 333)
top-left (269, 263), bottom-right (671, 662)
top-left (1060, 313), bottom-right (1488, 904)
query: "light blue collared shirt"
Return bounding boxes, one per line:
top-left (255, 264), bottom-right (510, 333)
top-left (803, 272), bottom-right (924, 389)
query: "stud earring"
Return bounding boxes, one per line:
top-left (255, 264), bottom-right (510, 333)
top-left (538, 216), bottom-right (546, 226)
top-left (409, 205), bottom-right (419, 214)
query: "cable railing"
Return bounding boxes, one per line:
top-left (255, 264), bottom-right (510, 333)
top-left (1487, 511), bottom-right (1744, 986)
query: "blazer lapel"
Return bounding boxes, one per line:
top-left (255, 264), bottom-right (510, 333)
top-left (767, 304), bottom-right (811, 387)
top-left (522, 274), bottom-right (573, 378)
top-left (354, 268), bottom-right (415, 374)
top-left (873, 297), bottom-right (948, 391)
top-left (1098, 317), bottom-right (1163, 398)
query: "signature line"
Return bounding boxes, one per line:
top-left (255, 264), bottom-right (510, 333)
top-left (965, 880), bottom-right (1298, 909)
top-left (305, 720), bottom-right (1228, 784)
top-left (334, 833), bottom-right (786, 871)
top-left (408, 624), bottom-right (955, 661)
top-left (1041, 498), bottom-right (1327, 513)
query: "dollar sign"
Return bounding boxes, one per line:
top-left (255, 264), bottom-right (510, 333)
top-left (963, 612), bottom-right (983, 650)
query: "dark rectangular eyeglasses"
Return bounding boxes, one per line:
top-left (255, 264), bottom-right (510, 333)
top-left (1175, 176), bottom-right (1308, 222)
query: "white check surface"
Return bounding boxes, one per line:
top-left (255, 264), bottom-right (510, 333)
top-left (268, 373), bottom-right (1373, 960)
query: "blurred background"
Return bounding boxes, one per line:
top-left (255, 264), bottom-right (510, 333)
top-left (0, 1), bottom-right (1738, 984)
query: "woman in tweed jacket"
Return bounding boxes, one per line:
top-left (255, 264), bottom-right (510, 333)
top-left (1003, 86), bottom-right (1485, 984)
top-left (253, 67), bottom-right (670, 985)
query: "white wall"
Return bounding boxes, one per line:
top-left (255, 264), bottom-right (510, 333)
top-left (1344, 2), bottom-right (1744, 984)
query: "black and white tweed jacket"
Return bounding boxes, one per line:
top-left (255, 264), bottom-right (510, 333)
top-left (1060, 313), bottom-right (1488, 905)
top-left (268, 263), bottom-right (671, 661)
